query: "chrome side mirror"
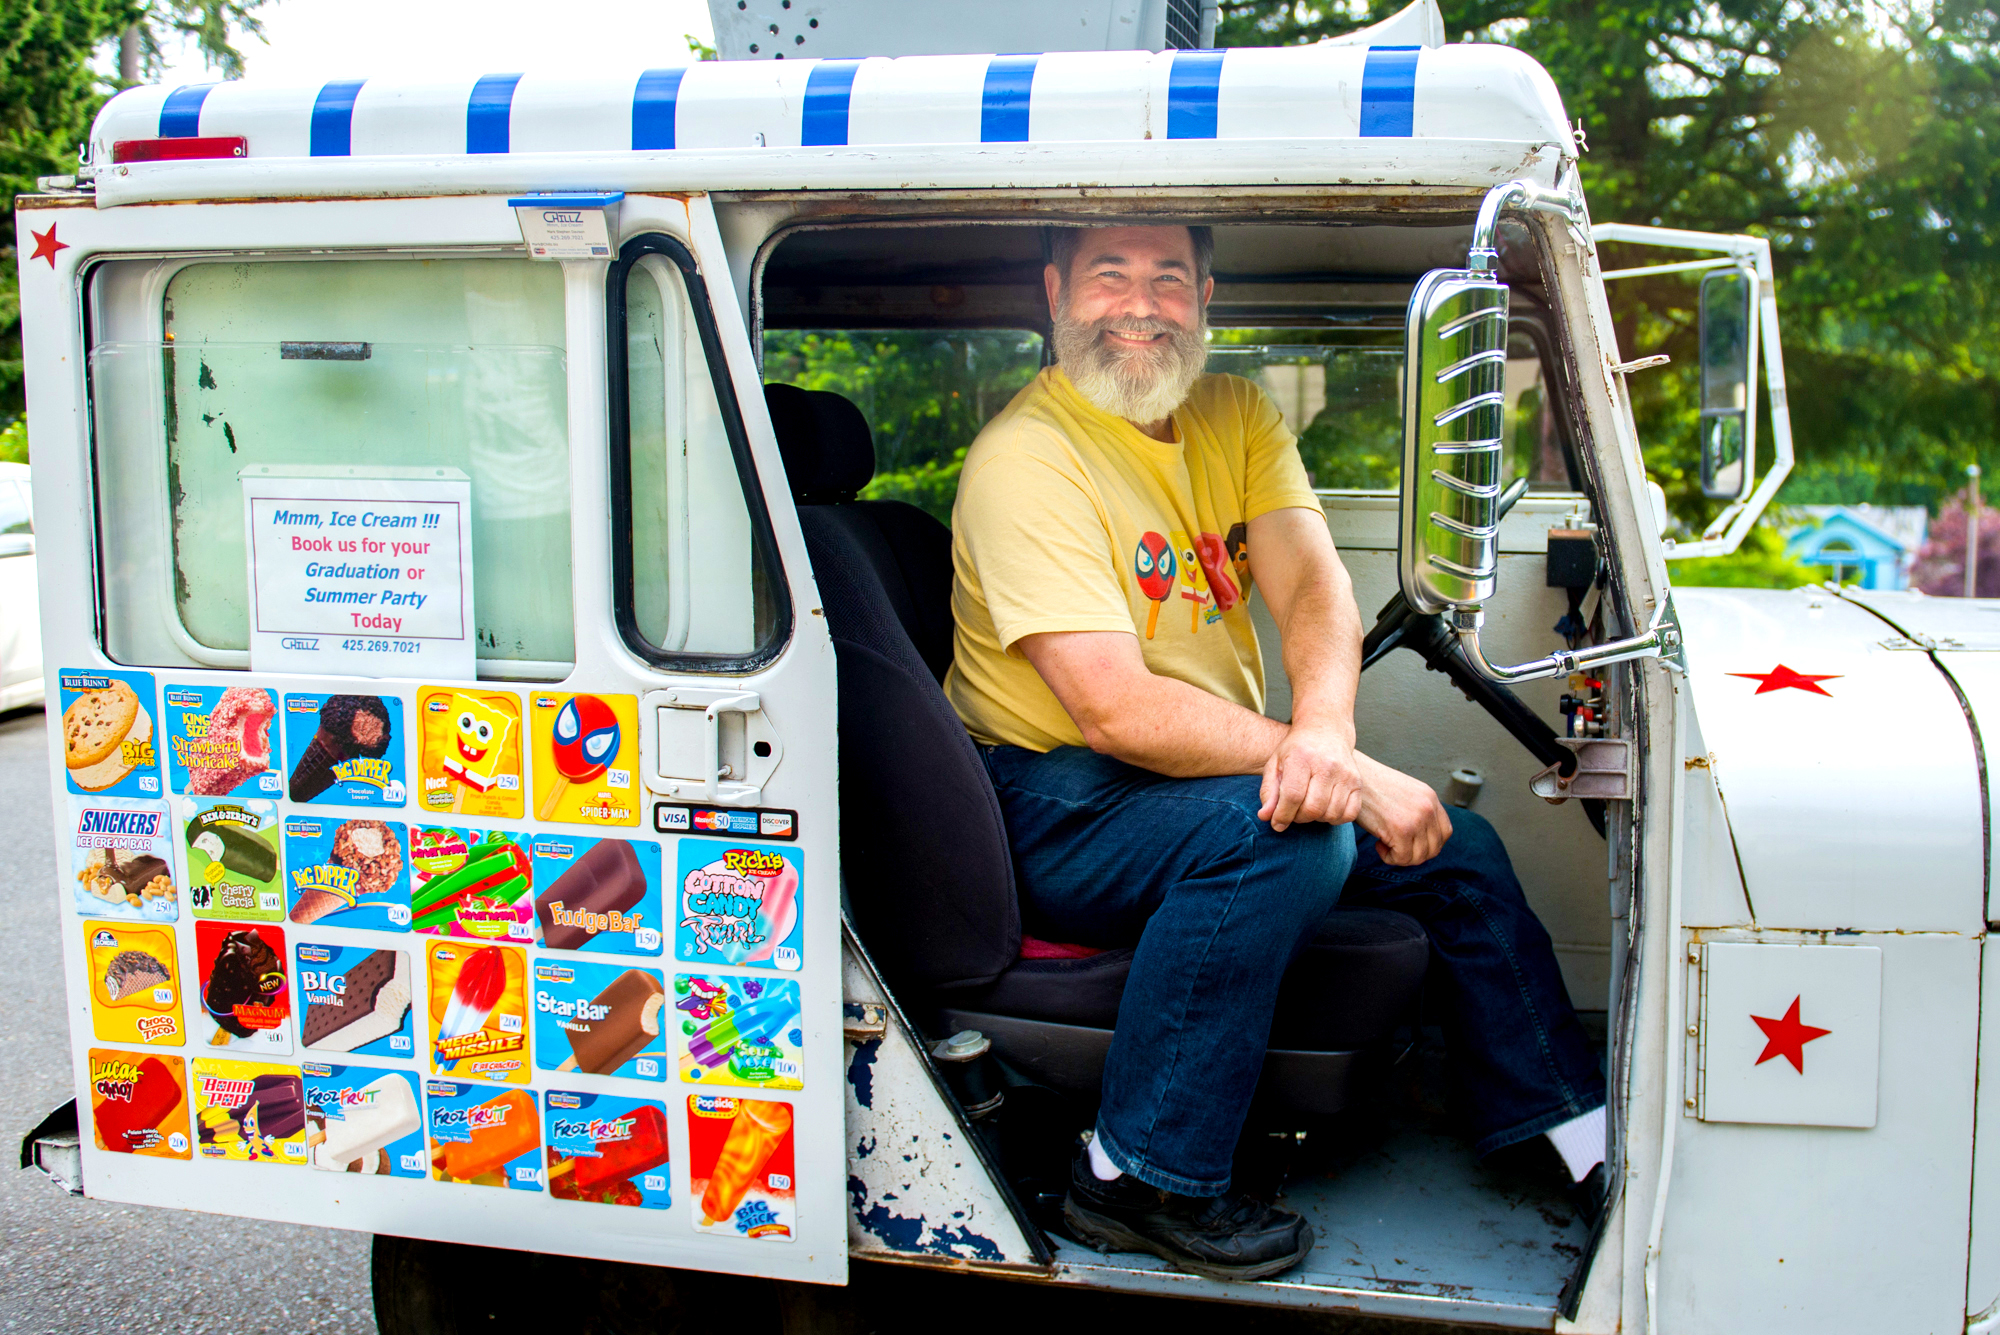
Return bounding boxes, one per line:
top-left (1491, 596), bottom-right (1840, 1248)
top-left (1698, 267), bottom-right (1757, 501)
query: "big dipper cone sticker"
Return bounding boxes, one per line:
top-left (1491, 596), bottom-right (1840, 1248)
top-left (415, 687), bottom-right (523, 819)
top-left (59, 669), bottom-right (160, 797)
top-left (546, 1091), bottom-right (671, 1209)
top-left (283, 693), bottom-right (405, 807)
top-left (182, 798), bottom-right (285, 921)
top-left (67, 795), bottom-right (178, 921)
top-left (89, 1049), bottom-right (190, 1158)
top-left (304, 1063), bottom-right (425, 1177)
top-left (687, 1095), bottom-right (795, 1240)
top-left (674, 842), bottom-right (804, 972)
top-left (533, 961), bottom-right (668, 1080)
top-left (409, 826), bottom-right (534, 940)
top-left (191, 1059), bottom-right (308, 1163)
top-left (296, 943), bottom-right (414, 1058)
top-left (427, 941), bottom-right (529, 1083)
top-left (196, 921), bottom-right (292, 1053)
top-left (427, 1081), bottom-right (541, 1190)
top-left (84, 921), bottom-right (184, 1045)
top-left (531, 835), bottom-right (663, 957)
top-left (529, 692), bottom-right (640, 827)
top-left (284, 816), bottom-right (412, 931)
top-left (163, 684), bottom-right (281, 798)
top-left (676, 974), bottom-right (803, 1091)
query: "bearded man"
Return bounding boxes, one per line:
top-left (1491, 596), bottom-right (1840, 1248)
top-left (944, 224), bottom-right (1607, 1280)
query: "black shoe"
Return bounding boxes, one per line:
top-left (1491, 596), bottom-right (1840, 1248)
top-left (1571, 1161), bottom-right (1609, 1229)
top-left (1061, 1145), bottom-right (1314, 1282)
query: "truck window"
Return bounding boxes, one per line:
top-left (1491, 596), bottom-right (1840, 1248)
top-left (0, 481), bottom-right (29, 535)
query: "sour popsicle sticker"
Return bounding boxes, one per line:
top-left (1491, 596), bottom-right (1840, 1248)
top-left (674, 843), bottom-right (804, 972)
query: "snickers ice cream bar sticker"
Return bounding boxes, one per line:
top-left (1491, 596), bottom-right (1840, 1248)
top-left (533, 960), bottom-right (667, 1081)
top-left (297, 943), bottom-right (415, 1058)
top-left (674, 842), bottom-right (803, 972)
top-left (284, 816), bottom-right (412, 931)
top-left (68, 795), bottom-right (178, 921)
top-left (531, 835), bottom-right (663, 956)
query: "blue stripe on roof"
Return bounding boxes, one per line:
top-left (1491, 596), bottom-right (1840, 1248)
top-left (158, 84), bottom-right (217, 138)
top-left (632, 67), bottom-right (686, 150)
top-left (467, 73), bottom-right (523, 154)
top-left (309, 79), bottom-right (365, 157)
top-left (801, 59), bottom-right (862, 147)
top-left (1359, 46), bottom-right (1420, 137)
top-left (1166, 50), bottom-right (1225, 139)
top-left (981, 55), bottom-right (1037, 143)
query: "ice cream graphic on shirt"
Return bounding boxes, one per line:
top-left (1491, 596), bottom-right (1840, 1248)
top-left (1171, 530), bottom-right (1212, 633)
top-left (1134, 533), bottom-right (1176, 640)
top-left (1195, 532), bottom-right (1241, 612)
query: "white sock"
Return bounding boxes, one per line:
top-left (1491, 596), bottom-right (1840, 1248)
top-left (1545, 1106), bottom-right (1606, 1183)
top-left (1087, 1133), bottom-right (1122, 1181)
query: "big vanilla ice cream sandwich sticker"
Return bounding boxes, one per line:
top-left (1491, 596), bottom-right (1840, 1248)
top-left (59, 669), bottom-right (160, 797)
top-left (674, 843), bottom-right (803, 972)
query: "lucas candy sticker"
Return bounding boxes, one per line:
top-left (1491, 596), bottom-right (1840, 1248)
top-left (84, 921), bottom-right (184, 1045)
top-left (88, 1050), bottom-right (190, 1158)
top-left (533, 960), bottom-right (667, 1080)
top-left (408, 826), bottom-right (535, 940)
top-left (60, 669), bottom-right (160, 797)
top-left (67, 795), bottom-right (177, 921)
top-left (675, 974), bottom-right (802, 1091)
top-left (163, 684), bottom-right (281, 798)
top-left (182, 798), bottom-right (285, 921)
top-left (283, 693), bottom-right (405, 806)
top-left (674, 843), bottom-right (803, 972)
top-left (296, 943), bottom-right (415, 1059)
top-left (529, 692), bottom-right (640, 827)
top-left (415, 687), bottom-right (523, 819)
top-left (687, 1094), bottom-right (794, 1241)
top-left (195, 920), bottom-right (291, 1054)
top-left (427, 1081), bottom-right (541, 1190)
top-left (283, 816), bottom-right (412, 931)
top-left (427, 941), bottom-right (529, 1083)
top-left (191, 1059), bottom-right (309, 1163)
top-left (545, 1091), bottom-right (671, 1209)
top-left (303, 1062), bottom-right (426, 1177)
top-left (531, 835), bottom-right (663, 956)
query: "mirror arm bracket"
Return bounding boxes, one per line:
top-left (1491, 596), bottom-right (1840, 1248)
top-left (1451, 608), bottom-right (1680, 685)
top-left (1467, 179), bottom-right (1587, 274)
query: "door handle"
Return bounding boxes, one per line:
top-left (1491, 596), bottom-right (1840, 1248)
top-left (644, 686), bottom-right (770, 805)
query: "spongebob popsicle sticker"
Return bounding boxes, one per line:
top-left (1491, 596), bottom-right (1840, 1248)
top-left (417, 688), bottom-right (524, 819)
top-left (1134, 533), bottom-right (1177, 640)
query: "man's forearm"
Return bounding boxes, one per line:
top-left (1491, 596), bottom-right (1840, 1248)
top-left (1275, 551), bottom-right (1363, 740)
top-left (1082, 674), bottom-right (1287, 777)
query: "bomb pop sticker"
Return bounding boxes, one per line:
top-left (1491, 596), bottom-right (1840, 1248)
top-left (530, 692), bottom-right (640, 827)
top-left (532, 835), bottom-right (663, 956)
top-left (191, 1059), bottom-right (309, 1163)
top-left (195, 920), bottom-right (291, 1054)
top-left (428, 1081), bottom-right (541, 1190)
top-left (88, 1050), bottom-right (190, 1158)
top-left (674, 843), bottom-right (804, 972)
top-left (303, 1063), bottom-right (426, 1177)
top-left (164, 684), bottom-right (281, 797)
top-left (283, 694), bottom-right (404, 806)
top-left (60, 669), bottom-right (160, 797)
top-left (533, 960), bottom-right (667, 1080)
top-left (687, 1094), bottom-right (794, 1240)
top-left (416, 687), bottom-right (523, 819)
top-left (182, 798), bottom-right (285, 921)
top-left (675, 974), bottom-right (802, 1091)
top-left (408, 827), bottom-right (535, 939)
top-left (284, 816), bottom-right (412, 932)
top-left (1133, 532), bottom-right (1176, 640)
top-left (85, 921), bottom-right (184, 1045)
top-left (546, 1091), bottom-right (671, 1209)
top-left (427, 941), bottom-right (529, 1083)
top-left (68, 796), bottom-right (177, 921)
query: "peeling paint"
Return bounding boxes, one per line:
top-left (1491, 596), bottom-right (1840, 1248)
top-left (847, 1037), bottom-right (878, 1109)
top-left (848, 1174), bottom-right (1005, 1261)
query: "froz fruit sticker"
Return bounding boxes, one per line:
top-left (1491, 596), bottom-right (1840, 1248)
top-left (303, 1063), bottom-right (425, 1177)
top-left (676, 974), bottom-right (803, 1091)
top-left (545, 1092), bottom-right (671, 1209)
top-left (196, 921), bottom-right (292, 1054)
top-left (89, 1050), bottom-right (190, 1158)
top-left (674, 843), bottom-right (804, 972)
top-left (530, 692), bottom-right (639, 826)
top-left (60, 669), bottom-right (160, 797)
top-left (532, 835), bottom-right (663, 956)
top-left (427, 1081), bottom-right (541, 1190)
top-left (415, 687), bottom-right (523, 819)
top-left (297, 944), bottom-right (414, 1059)
top-left (164, 684), bottom-right (280, 797)
top-left (284, 816), bottom-right (412, 931)
top-left (85, 921), bottom-right (184, 1045)
top-left (533, 961), bottom-right (667, 1080)
top-left (284, 694), bottom-right (405, 806)
top-left (408, 827), bottom-right (534, 940)
top-left (182, 798), bottom-right (285, 921)
top-left (427, 941), bottom-right (529, 1083)
top-left (687, 1095), bottom-right (794, 1241)
top-left (192, 1059), bottom-right (309, 1163)
top-left (67, 795), bottom-right (177, 921)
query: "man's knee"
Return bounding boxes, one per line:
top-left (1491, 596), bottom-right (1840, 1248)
top-left (1245, 814), bottom-right (1353, 920)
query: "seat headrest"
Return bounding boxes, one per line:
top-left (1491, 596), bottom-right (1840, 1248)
top-left (764, 383), bottom-right (876, 504)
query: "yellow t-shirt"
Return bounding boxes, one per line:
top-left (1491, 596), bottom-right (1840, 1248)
top-left (946, 367), bottom-right (1324, 752)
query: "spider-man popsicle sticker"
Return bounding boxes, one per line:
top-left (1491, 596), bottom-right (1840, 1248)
top-left (1134, 533), bottom-right (1177, 639)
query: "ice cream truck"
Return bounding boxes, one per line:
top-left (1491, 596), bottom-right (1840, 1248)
top-left (15, 0), bottom-right (1997, 1330)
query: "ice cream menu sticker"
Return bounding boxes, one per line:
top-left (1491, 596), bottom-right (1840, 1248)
top-left (532, 835), bottom-right (663, 956)
top-left (192, 1059), bottom-right (308, 1163)
top-left (68, 795), bottom-right (178, 921)
top-left (428, 1082), bottom-right (541, 1190)
top-left (304, 1063), bottom-right (426, 1177)
top-left (676, 974), bottom-right (803, 1092)
top-left (165, 685), bottom-right (281, 797)
top-left (409, 827), bottom-right (535, 939)
top-left (428, 941), bottom-right (530, 1083)
top-left (687, 1095), bottom-right (795, 1241)
top-left (60, 669), bottom-right (160, 797)
top-left (85, 921), bottom-right (184, 1045)
top-left (674, 843), bottom-right (804, 972)
top-left (533, 961), bottom-right (667, 1080)
top-left (195, 921), bottom-right (291, 1054)
top-left (240, 469), bottom-right (475, 680)
top-left (284, 694), bottom-right (404, 806)
top-left (297, 944), bottom-right (414, 1058)
top-left (546, 1092), bottom-right (671, 1209)
top-left (182, 798), bottom-right (285, 921)
top-left (529, 693), bottom-right (640, 827)
top-left (284, 816), bottom-right (412, 931)
top-left (416, 688), bottom-right (524, 820)
top-left (89, 1050), bottom-right (190, 1159)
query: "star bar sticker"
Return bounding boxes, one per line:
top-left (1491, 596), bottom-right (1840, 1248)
top-left (1751, 996), bottom-right (1831, 1074)
top-left (28, 222), bottom-right (68, 267)
top-left (1728, 664), bottom-right (1841, 696)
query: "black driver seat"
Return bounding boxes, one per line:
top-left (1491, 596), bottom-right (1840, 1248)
top-left (769, 382), bottom-right (1430, 1113)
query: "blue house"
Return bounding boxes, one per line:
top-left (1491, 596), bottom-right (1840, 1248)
top-left (1783, 506), bottom-right (1925, 590)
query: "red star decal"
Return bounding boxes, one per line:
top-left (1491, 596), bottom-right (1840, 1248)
top-left (28, 223), bottom-right (68, 267)
top-left (1751, 995), bottom-right (1832, 1074)
top-left (1728, 664), bottom-right (1841, 696)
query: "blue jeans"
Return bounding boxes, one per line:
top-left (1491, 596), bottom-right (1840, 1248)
top-left (984, 744), bottom-right (1606, 1196)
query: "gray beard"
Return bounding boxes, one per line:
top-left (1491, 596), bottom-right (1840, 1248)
top-left (1051, 299), bottom-right (1209, 427)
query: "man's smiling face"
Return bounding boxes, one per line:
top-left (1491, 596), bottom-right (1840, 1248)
top-left (1047, 224), bottom-right (1214, 429)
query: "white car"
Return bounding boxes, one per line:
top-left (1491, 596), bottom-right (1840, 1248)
top-left (0, 460), bottom-right (41, 711)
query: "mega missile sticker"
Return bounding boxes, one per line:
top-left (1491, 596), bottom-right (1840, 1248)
top-left (427, 941), bottom-right (529, 1084)
top-left (84, 921), bottom-right (184, 1045)
top-left (673, 842), bottom-right (803, 972)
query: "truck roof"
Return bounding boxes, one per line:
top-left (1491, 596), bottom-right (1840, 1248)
top-left (85, 43), bottom-right (1575, 207)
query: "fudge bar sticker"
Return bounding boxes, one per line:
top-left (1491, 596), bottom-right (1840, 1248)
top-left (89, 1050), bottom-right (190, 1158)
top-left (191, 1059), bottom-right (309, 1163)
top-left (427, 941), bottom-right (530, 1083)
top-left (68, 795), bottom-right (178, 921)
top-left (655, 803), bottom-right (798, 842)
top-left (164, 684), bottom-right (280, 797)
top-left (415, 688), bottom-right (523, 819)
top-left (284, 694), bottom-right (405, 806)
top-left (676, 974), bottom-right (802, 1091)
top-left (303, 1062), bottom-right (426, 1177)
top-left (546, 1091), bottom-right (671, 1209)
top-left (85, 921), bottom-right (184, 1045)
top-left (195, 920), bottom-right (292, 1054)
top-left (60, 669), bottom-right (160, 797)
top-left (533, 961), bottom-right (667, 1081)
top-left (427, 1081), bottom-right (541, 1190)
top-left (529, 693), bottom-right (640, 827)
top-left (674, 843), bottom-right (804, 972)
top-left (532, 835), bottom-right (663, 956)
top-left (687, 1095), bottom-right (795, 1241)
top-left (297, 943), bottom-right (415, 1059)
top-left (284, 816), bottom-right (412, 931)
top-left (409, 827), bottom-right (534, 940)
top-left (182, 797), bottom-right (285, 921)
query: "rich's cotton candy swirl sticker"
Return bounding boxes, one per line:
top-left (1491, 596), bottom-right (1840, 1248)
top-left (673, 843), bottom-right (803, 972)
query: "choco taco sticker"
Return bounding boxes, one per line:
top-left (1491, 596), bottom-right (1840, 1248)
top-left (673, 843), bottom-right (803, 973)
